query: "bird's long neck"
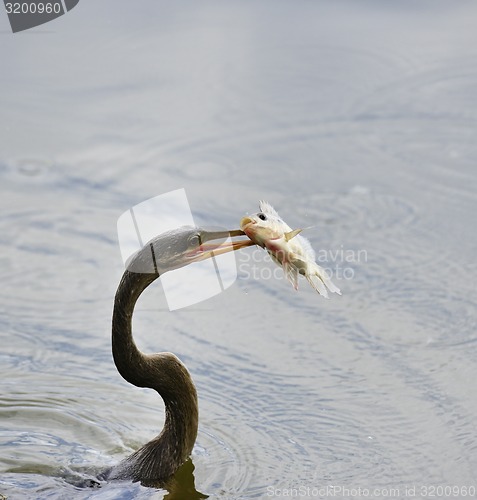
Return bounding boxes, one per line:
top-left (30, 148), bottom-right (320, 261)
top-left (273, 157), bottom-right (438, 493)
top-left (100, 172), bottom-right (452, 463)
top-left (110, 269), bottom-right (199, 485)
top-left (112, 270), bottom-right (157, 386)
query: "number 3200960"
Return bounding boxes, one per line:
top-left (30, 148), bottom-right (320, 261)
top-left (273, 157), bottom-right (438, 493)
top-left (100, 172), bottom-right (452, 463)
top-left (5, 2), bottom-right (62, 14)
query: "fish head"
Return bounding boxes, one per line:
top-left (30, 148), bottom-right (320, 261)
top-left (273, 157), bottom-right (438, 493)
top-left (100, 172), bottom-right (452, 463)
top-left (240, 200), bottom-right (291, 247)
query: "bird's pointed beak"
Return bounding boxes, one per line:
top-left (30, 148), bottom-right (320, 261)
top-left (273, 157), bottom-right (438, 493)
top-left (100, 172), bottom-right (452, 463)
top-left (186, 229), bottom-right (255, 263)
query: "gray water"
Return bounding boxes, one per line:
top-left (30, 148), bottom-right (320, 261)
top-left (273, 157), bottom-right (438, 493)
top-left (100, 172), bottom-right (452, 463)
top-left (1, 1), bottom-right (477, 498)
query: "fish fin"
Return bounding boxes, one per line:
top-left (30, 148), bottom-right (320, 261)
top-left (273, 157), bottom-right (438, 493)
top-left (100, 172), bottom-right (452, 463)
top-left (309, 263), bottom-right (341, 296)
top-left (269, 252), bottom-right (282, 268)
top-left (295, 225), bottom-right (315, 232)
top-left (306, 273), bottom-right (329, 298)
top-left (282, 260), bottom-right (299, 290)
top-left (259, 200), bottom-right (280, 218)
top-left (284, 228), bottom-right (303, 241)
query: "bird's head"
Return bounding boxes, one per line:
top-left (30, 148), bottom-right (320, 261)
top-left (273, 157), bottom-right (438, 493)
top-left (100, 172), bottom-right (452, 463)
top-left (125, 226), bottom-right (254, 275)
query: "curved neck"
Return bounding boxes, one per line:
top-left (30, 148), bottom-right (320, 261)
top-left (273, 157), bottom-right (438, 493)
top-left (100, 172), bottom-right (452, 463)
top-left (112, 270), bottom-right (157, 386)
top-left (110, 269), bottom-right (199, 485)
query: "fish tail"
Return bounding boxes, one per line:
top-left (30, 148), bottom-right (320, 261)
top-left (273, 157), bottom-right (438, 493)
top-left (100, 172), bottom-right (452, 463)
top-left (306, 274), bottom-right (329, 298)
top-left (308, 263), bottom-right (341, 297)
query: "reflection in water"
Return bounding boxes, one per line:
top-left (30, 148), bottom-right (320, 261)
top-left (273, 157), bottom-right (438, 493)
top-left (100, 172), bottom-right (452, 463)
top-left (162, 460), bottom-right (208, 500)
top-left (70, 459), bottom-right (207, 498)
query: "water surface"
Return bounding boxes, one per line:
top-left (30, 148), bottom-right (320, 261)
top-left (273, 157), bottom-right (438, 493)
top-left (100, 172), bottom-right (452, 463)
top-left (1, 1), bottom-right (476, 498)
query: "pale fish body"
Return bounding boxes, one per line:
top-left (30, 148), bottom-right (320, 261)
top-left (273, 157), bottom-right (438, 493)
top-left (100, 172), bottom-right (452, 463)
top-left (240, 201), bottom-right (341, 298)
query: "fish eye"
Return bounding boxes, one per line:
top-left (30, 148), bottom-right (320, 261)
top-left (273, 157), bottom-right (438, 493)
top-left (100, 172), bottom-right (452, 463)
top-left (258, 213), bottom-right (267, 221)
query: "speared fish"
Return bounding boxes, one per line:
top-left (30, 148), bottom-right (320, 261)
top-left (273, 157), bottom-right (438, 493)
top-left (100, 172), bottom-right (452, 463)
top-left (240, 201), bottom-right (341, 298)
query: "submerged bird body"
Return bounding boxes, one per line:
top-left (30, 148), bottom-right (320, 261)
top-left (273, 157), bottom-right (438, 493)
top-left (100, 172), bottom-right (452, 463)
top-left (240, 201), bottom-right (341, 298)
